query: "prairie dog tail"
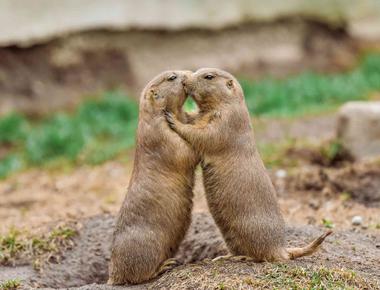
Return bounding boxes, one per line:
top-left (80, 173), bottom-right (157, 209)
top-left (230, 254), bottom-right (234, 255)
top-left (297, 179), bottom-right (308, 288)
top-left (286, 230), bottom-right (332, 260)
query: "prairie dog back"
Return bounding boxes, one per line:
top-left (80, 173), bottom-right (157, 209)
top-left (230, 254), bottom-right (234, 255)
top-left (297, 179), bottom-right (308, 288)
top-left (108, 70), bottom-right (199, 285)
top-left (165, 68), bottom-right (331, 262)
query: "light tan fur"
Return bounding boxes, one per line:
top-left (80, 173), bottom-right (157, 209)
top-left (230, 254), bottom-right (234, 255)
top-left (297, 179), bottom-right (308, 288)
top-left (165, 68), bottom-right (332, 262)
top-left (108, 70), bottom-right (199, 285)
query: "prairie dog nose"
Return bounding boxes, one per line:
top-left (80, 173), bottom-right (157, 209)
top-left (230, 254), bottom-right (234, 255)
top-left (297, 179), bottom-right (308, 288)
top-left (181, 70), bottom-right (192, 86)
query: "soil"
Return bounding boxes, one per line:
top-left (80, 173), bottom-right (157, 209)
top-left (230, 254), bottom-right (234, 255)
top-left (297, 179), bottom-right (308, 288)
top-left (0, 161), bottom-right (133, 234)
top-left (253, 113), bottom-right (337, 143)
top-left (1, 213), bottom-right (379, 289)
top-left (1, 114), bottom-right (380, 289)
top-left (288, 161), bottom-right (380, 207)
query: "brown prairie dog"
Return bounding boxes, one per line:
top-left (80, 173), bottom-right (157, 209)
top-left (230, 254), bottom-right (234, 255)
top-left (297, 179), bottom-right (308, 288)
top-left (165, 68), bottom-right (331, 262)
top-left (108, 70), bottom-right (200, 285)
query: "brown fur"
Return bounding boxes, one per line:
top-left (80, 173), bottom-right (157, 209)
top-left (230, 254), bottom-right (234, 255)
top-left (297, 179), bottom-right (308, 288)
top-left (165, 68), bottom-right (332, 262)
top-left (108, 71), bottom-right (200, 285)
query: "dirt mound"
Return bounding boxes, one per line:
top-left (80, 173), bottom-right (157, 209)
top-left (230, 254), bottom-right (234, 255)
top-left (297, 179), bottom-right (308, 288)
top-left (28, 212), bottom-right (226, 288)
top-left (30, 215), bottom-right (115, 288)
top-left (288, 161), bottom-right (380, 207)
top-left (285, 143), bottom-right (354, 168)
top-left (72, 224), bottom-right (380, 289)
top-left (2, 211), bottom-right (379, 288)
top-left (147, 225), bottom-right (380, 290)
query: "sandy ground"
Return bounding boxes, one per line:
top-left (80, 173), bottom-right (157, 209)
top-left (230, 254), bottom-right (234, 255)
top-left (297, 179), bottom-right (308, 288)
top-left (1, 113), bottom-right (380, 289)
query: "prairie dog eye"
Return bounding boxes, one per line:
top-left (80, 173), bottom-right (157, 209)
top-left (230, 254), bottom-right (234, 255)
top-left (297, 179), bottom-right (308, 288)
top-left (204, 74), bottom-right (215, 80)
top-left (167, 74), bottom-right (177, 81)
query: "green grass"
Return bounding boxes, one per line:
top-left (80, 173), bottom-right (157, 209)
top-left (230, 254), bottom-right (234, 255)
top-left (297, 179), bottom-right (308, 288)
top-left (0, 114), bottom-right (27, 145)
top-left (258, 139), bottom-right (299, 168)
top-left (0, 279), bottom-right (21, 290)
top-left (0, 53), bottom-right (380, 179)
top-left (255, 264), bottom-right (376, 289)
top-left (0, 91), bottom-right (138, 178)
top-left (156, 262), bottom-right (377, 289)
top-left (241, 53), bottom-right (380, 117)
top-left (0, 225), bottom-right (77, 268)
top-left (257, 137), bottom-right (350, 169)
top-left (0, 155), bottom-right (24, 179)
top-left (322, 218), bottom-right (335, 229)
top-left (26, 91), bottom-right (138, 165)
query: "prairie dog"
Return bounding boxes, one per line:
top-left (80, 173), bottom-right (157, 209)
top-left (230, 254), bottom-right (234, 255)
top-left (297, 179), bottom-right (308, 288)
top-left (108, 71), bottom-right (199, 284)
top-left (165, 68), bottom-right (331, 262)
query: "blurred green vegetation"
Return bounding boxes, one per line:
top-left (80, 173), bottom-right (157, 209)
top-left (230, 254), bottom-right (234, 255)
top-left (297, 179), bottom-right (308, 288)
top-left (0, 53), bottom-right (380, 179)
top-left (241, 53), bottom-right (380, 116)
top-left (0, 92), bottom-right (138, 178)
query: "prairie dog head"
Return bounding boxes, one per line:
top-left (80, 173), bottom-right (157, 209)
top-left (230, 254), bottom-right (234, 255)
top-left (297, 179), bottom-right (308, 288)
top-left (140, 70), bottom-right (192, 114)
top-left (184, 68), bottom-right (244, 111)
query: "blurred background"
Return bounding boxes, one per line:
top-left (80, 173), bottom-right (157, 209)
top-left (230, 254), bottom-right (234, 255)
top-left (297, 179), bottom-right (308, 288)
top-left (1, 1), bottom-right (380, 288)
top-left (1, 0), bottom-right (380, 178)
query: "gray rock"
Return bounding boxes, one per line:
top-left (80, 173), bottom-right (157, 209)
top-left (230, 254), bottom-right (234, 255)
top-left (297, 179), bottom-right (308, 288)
top-left (337, 101), bottom-right (380, 160)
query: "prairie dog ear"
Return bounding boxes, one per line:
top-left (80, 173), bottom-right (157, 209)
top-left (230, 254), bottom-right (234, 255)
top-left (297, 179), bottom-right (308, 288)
top-left (145, 89), bottom-right (155, 100)
top-left (226, 79), bottom-right (234, 89)
top-left (149, 89), bottom-right (164, 100)
top-left (149, 89), bottom-right (164, 101)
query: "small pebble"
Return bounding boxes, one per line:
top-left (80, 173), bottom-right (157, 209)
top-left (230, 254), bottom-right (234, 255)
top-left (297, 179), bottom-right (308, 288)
top-left (275, 169), bottom-right (287, 179)
top-left (352, 215), bottom-right (363, 226)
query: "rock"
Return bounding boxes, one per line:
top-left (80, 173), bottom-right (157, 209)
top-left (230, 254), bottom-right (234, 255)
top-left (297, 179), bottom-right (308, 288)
top-left (275, 169), bottom-right (287, 179)
top-left (352, 215), bottom-right (363, 226)
top-left (337, 101), bottom-right (380, 160)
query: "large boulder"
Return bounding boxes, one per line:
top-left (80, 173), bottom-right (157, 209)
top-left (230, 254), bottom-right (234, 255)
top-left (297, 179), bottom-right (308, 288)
top-left (337, 101), bottom-right (380, 160)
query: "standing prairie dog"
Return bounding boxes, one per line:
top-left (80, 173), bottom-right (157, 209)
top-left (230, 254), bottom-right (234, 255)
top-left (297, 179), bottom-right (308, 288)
top-left (165, 68), bottom-right (331, 262)
top-left (108, 71), bottom-right (199, 285)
